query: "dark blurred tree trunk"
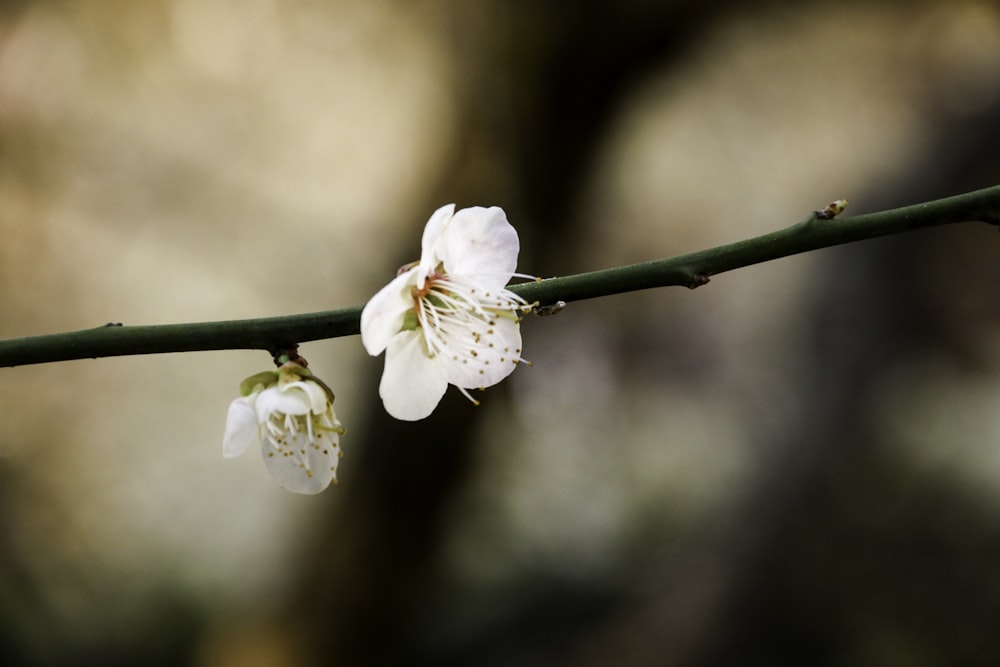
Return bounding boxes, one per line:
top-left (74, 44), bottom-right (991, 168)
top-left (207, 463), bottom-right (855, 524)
top-left (279, 2), bottom-right (750, 665)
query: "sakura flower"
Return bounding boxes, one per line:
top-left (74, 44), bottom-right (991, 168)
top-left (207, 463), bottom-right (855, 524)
top-left (223, 361), bottom-right (345, 494)
top-left (361, 203), bottom-right (532, 421)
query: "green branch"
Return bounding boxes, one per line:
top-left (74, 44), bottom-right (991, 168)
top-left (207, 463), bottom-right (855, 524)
top-left (2, 185), bottom-right (998, 368)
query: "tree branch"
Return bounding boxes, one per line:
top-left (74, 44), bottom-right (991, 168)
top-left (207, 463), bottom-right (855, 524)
top-left (2, 185), bottom-right (998, 368)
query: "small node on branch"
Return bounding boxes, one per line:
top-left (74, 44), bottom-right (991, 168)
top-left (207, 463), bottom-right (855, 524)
top-left (687, 274), bottom-right (711, 289)
top-left (533, 300), bottom-right (567, 317)
top-left (814, 198), bottom-right (849, 220)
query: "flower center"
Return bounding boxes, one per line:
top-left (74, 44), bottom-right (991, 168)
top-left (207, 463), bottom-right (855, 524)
top-left (263, 410), bottom-right (342, 479)
top-left (412, 270), bottom-right (527, 371)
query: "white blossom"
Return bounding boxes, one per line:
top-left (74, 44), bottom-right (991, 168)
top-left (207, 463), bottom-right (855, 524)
top-left (223, 362), bottom-right (344, 494)
top-left (361, 204), bottom-right (532, 421)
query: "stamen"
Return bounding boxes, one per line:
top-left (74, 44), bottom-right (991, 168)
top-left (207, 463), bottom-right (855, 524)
top-left (456, 386), bottom-right (481, 406)
top-left (413, 270), bottom-right (530, 372)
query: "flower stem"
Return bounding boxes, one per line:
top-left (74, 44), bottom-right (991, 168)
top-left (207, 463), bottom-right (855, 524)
top-left (1, 185), bottom-right (998, 368)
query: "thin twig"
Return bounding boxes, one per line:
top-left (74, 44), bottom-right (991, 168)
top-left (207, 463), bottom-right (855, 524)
top-left (1, 185), bottom-right (997, 368)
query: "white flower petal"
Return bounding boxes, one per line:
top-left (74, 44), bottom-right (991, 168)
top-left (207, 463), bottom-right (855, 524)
top-left (255, 384), bottom-right (312, 418)
top-left (361, 270), bottom-right (418, 356)
top-left (281, 378), bottom-right (329, 414)
top-left (302, 379), bottom-right (330, 415)
top-left (446, 314), bottom-right (523, 389)
top-left (416, 203), bottom-right (455, 284)
top-left (379, 330), bottom-right (449, 421)
top-left (261, 419), bottom-right (341, 494)
top-left (222, 396), bottom-right (258, 458)
top-left (437, 206), bottom-right (519, 288)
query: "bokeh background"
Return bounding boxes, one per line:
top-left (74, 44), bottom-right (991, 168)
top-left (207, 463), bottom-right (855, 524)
top-left (2, 0), bottom-right (1000, 665)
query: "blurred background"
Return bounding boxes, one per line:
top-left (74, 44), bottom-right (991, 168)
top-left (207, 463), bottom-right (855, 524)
top-left (1, 0), bottom-right (1000, 665)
